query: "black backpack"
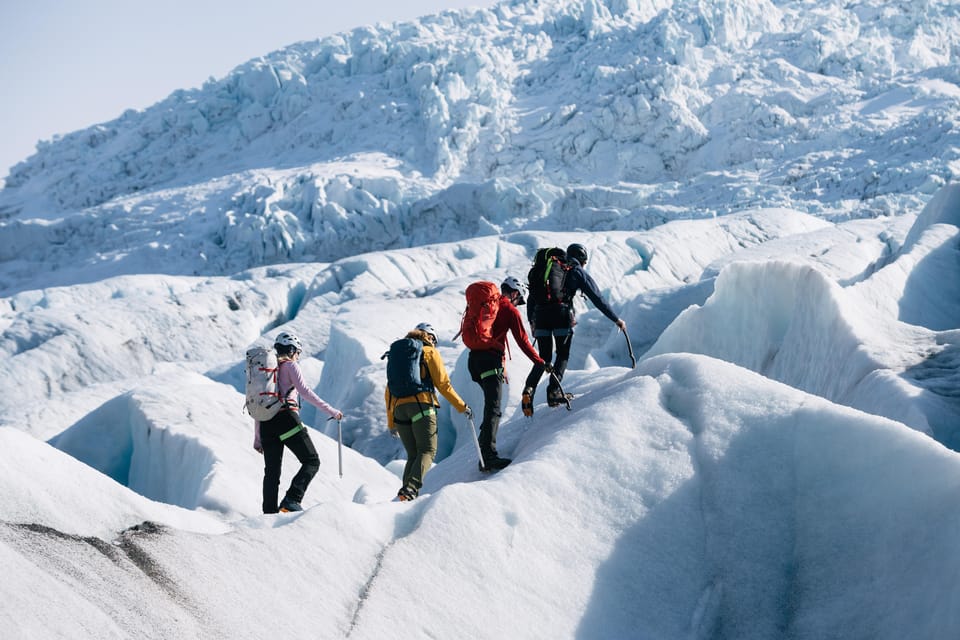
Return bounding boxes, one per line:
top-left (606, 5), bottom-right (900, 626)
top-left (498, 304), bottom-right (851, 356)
top-left (383, 338), bottom-right (434, 398)
top-left (527, 247), bottom-right (571, 306)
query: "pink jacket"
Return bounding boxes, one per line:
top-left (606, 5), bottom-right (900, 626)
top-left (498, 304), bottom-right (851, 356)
top-left (254, 359), bottom-right (340, 444)
top-left (274, 359), bottom-right (340, 418)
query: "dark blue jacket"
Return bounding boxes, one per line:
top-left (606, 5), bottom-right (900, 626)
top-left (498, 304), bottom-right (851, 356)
top-left (563, 257), bottom-right (621, 324)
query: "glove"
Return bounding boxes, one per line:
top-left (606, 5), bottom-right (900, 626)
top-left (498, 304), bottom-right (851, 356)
top-left (253, 437), bottom-right (263, 454)
top-left (543, 363), bottom-right (554, 374)
top-left (464, 406), bottom-right (473, 419)
top-left (389, 427), bottom-right (400, 439)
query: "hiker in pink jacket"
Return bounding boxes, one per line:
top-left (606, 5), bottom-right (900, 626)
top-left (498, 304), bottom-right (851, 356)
top-left (253, 332), bottom-right (342, 513)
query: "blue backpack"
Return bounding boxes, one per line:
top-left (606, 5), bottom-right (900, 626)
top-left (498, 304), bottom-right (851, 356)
top-left (384, 338), bottom-right (434, 398)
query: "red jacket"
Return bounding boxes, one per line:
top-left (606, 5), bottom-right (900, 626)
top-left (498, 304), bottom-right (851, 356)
top-left (487, 295), bottom-right (545, 365)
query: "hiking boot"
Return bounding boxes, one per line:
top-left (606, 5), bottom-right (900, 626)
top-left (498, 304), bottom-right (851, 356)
top-left (480, 455), bottom-right (512, 472)
top-left (397, 488), bottom-right (417, 502)
top-left (547, 388), bottom-right (565, 407)
top-left (278, 499), bottom-right (303, 513)
top-left (489, 456), bottom-right (512, 469)
top-left (521, 387), bottom-right (534, 417)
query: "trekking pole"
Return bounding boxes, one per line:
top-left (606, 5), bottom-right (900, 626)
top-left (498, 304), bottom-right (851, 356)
top-left (338, 418), bottom-right (343, 478)
top-left (329, 417), bottom-right (343, 479)
top-left (549, 371), bottom-right (572, 411)
top-left (466, 414), bottom-right (486, 470)
top-left (623, 328), bottom-right (637, 368)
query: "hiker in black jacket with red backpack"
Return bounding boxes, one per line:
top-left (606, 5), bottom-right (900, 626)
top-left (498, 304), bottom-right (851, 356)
top-left (462, 277), bottom-right (550, 470)
top-left (522, 243), bottom-right (626, 415)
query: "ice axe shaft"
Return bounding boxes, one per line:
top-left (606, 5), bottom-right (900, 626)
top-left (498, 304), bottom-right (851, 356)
top-left (549, 371), bottom-right (572, 411)
top-left (623, 328), bottom-right (636, 368)
top-left (466, 414), bottom-right (486, 469)
top-left (329, 417), bottom-right (343, 478)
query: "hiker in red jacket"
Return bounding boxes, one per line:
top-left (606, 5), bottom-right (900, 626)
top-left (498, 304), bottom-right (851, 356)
top-left (466, 277), bottom-right (551, 470)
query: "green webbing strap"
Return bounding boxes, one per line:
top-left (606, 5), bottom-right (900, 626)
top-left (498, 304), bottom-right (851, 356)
top-left (411, 407), bottom-right (437, 422)
top-left (278, 424), bottom-right (303, 441)
top-left (480, 367), bottom-right (503, 380)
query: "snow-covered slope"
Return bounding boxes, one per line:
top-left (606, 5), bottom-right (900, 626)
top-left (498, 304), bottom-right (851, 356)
top-left (5, 352), bottom-right (960, 639)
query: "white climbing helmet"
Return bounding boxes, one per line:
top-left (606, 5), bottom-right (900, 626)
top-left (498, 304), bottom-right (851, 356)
top-left (274, 332), bottom-right (303, 351)
top-left (501, 276), bottom-right (527, 305)
top-left (415, 322), bottom-right (439, 344)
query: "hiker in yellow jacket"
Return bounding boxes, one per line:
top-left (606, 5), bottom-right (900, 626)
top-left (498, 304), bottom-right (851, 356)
top-left (385, 323), bottom-right (471, 501)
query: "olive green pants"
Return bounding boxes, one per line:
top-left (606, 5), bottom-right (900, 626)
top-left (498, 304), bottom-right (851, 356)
top-left (393, 402), bottom-right (438, 497)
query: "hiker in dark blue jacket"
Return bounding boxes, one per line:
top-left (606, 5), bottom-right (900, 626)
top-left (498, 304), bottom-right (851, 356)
top-left (522, 243), bottom-right (625, 415)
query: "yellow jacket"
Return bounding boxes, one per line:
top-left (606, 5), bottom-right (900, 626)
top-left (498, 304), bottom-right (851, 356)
top-left (385, 330), bottom-right (468, 429)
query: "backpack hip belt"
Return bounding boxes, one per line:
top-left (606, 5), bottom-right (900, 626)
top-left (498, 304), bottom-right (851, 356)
top-left (278, 423), bottom-right (303, 441)
top-left (411, 407), bottom-right (437, 422)
top-left (479, 367), bottom-right (504, 381)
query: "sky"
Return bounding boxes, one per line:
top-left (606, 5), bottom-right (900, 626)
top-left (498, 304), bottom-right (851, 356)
top-left (1, 0), bottom-right (960, 636)
top-left (0, 0), bottom-right (499, 181)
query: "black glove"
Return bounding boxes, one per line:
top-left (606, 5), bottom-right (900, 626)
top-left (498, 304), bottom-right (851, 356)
top-left (543, 363), bottom-right (554, 374)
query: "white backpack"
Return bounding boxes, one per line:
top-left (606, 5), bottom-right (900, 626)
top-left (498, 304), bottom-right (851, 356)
top-left (244, 345), bottom-right (290, 421)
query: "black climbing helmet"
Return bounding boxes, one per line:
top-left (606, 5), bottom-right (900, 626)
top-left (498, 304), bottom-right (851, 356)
top-left (566, 243), bottom-right (588, 265)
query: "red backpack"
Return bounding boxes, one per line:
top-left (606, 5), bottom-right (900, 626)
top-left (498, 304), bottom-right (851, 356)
top-left (458, 281), bottom-right (501, 350)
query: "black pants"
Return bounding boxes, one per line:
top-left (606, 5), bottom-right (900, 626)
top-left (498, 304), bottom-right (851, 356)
top-left (260, 409), bottom-right (320, 514)
top-left (526, 303), bottom-right (574, 395)
top-left (524, 333), bottom-right (573, 396)
top-left (468, 350), bottom-right (504, 459)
